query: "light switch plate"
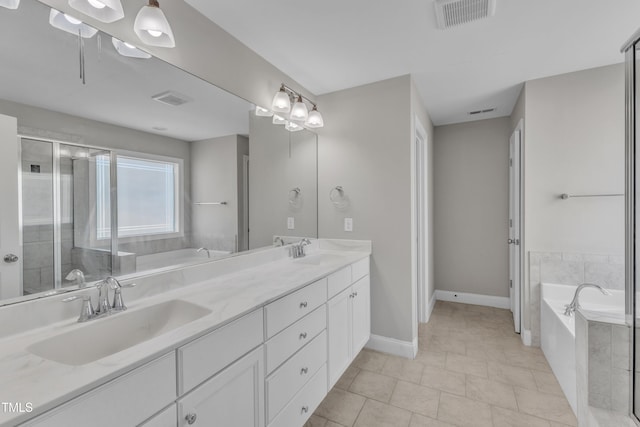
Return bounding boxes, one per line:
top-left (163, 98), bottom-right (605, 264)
top-left (344, 217), bottom-right (353, 232)
top-left (287, 217), bottom-right (295, 230)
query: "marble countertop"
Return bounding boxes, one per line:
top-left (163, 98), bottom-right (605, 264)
top-left (0, 244), bottom-right (370, 426)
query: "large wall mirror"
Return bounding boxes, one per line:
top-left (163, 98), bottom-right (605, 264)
top-left (0, 0), bottom-right (318, 306)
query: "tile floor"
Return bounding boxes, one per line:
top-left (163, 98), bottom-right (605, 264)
top-left (308, 301), bottom-right (577, 427)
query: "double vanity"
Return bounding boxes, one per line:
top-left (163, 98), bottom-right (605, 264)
top-left (0, 239), bottom-right (371, 427)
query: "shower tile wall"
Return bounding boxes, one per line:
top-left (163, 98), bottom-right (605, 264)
top-left (528, 251), bottom-right (624, 346)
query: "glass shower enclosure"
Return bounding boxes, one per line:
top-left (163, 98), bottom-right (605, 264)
top-left (19, 137), bottom-right (114, 295)
top-left (623, 29), bottom-right (640, 423)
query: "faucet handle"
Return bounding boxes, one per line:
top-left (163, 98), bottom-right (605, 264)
top-left (111, 282), bottom-right (136, 312)
top-left (63, 295), bottom-right (95, 322)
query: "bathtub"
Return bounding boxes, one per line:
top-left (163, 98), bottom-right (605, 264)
top-left (135, 248), bottom-right (232, 272)
top-left (540, 283), bottom-right (624, 415)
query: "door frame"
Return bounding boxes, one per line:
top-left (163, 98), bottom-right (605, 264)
top-left (412, 116), bottom-right (429, 335)
top-left (509, 119), bottom-right (524, 334)
top-left (242, 155), bottom-right (250, 251)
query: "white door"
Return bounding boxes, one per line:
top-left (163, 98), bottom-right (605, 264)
top-left (509, 122), bottom-right (523, 333)
top-left (327, 287), bottom-right (351, 389)
top-left (351, 276), bottom-right (371, 356)
top-left (178, 346), bottom-right (264, 427)
top-left (0, 114), bottom-right (21, 300)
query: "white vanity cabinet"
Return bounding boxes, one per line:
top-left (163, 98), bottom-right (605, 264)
top-left (327, 259), bottom-right (371, 389)
top-left (177, 346), bottom-right (264, 427)
top-left (23, 353), bottom-right (177, 427)
top-left (139, 405), bottom-right (178, 427)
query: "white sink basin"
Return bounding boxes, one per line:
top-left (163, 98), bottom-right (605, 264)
top-left (28, 299), bottom-right (211, 365)
top-left (294, 253), bottom-right (344, 266)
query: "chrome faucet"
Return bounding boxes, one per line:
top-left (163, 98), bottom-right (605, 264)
top-left (197, 247), bottom-right (211, 258)
top-left (63, 277), bottom-right (136, 322)
top-left (65, 269), bottom-right (86, 288)
top-left (564, 283), bottom-right (612, 316)
top-left (290, 238), bottom-right (312, 259)
top-left (274, 236), bottom-right (285, 247)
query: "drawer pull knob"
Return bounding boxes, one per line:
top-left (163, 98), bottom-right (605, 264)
top-left (354, 292), bottom-right (358, 297)
top-left (299, 332), bottom-right (308, 339)
top-left (301, 367), bottom-right (309, 374)
top-left (300, 301), bottom-right (308, 308)
top-left (349, 293), bottom-right (354, 298)
top-left (301, 406), bottom-right (309, 414)
top-left (185, 413), bottom-right (197, 425)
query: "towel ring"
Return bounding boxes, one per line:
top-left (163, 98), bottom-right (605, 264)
top-left (330, 186), bottom-right (348, 208)
top-left (289, 187), bottom-right (302, 207)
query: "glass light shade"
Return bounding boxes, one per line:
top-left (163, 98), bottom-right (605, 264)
top-left (68, 0), bottom-right (124, 23)
top-left (134, 2), bottom-right (175, 48)
top-left (289, 96), bottom-right (308, 122)
top-left (255, 106), bottom-right (273, 117)
top-left (305, 107), bottom-right (324, 128)
top-left (271, 89), bottom-right (291, 113)
top-left (272, 115), bottom-right (287, 125)
top-left (0, 0), bottom-right (20, 9)
top-left (285, 121), bottom-right (304, 132)
top-left (112, 38), bottom-right (152, 59)
top-left (49, 9), bottom-right (98, 38)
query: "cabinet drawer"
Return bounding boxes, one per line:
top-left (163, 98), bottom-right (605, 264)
top-left (327, 266), bottom-right (351, 299)
top-left (351, 257), bottom-right (370, 283)
top-left (139, 404), bottom-right (177, 427)
top-left (268, 364), bottom-right (328, 427)
top-left (265, 278), bottom-right (327, 338)
top-left (265, 305), bottom-right (326, 374)
top-left (266, 331), bottom-right (327, 422)
top-left (24, 353), bottom-right (176, 427)
top-left (178, 308), bottom-right (263, 394)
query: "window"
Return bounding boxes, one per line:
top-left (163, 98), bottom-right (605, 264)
top-left (96, 153), bottom-right (181, 240)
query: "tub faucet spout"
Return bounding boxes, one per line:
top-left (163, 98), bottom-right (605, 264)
top-left (564, 283), bottom-right (612, 316)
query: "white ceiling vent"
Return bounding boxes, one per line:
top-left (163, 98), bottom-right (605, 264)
top-left (434, 0), bottom-right (497, 29)
top-left (468, 107), bottom-right (496, 116)
top-left (152, 91), bottom-right (193, 107)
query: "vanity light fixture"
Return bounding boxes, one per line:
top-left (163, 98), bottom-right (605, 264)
top-left (112, 37), bottom-right (152, 59)
top-left (255, 106), bottom-right (274, 117)
top-left (270, 83), bottom-right (324, 128)
top-left (271, 85), bottom-right (291, 113)
top-left (272, 115), bottom-right (287, 125)
top-left (305, 105), bottom-right (324, 128)
top-left (49, 9), bottom-right (98, 38)
top-left (134, 0), bottom-right (175, 48)
top-left (289, 95), bottom-right (309, 122)
top-left (0, 0), bottom-right (19, 10)
top-left (285, 121), bottom-right (304, 132)
top-left (68, 0), bottom-right (124, 23)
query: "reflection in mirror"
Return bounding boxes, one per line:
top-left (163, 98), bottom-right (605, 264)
top-left (0, 0), bottom-right (318, 306)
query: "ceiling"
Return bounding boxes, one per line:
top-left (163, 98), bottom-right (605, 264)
top-left (185, 0), bottom-right (640, 125)
top-left (0, 0), bottom-right (251, 142)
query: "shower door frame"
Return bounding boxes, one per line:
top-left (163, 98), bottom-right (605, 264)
top-left (17, 135), bottom-right (117, 290)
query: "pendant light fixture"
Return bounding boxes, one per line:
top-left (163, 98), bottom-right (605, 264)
top-left (272, 115), bottom-right (287, 125)
top-left (255, 106), bottom-right (274, 117)
top-left (269, 83), bottom-right (325, 129)
top-left (305, 105), bottom-right (324, 128)
top-left (271, 85), bottom-right (291, 114)
top-left (285, 121), bottom-right (304, 132)
top-left (289, 95), bottom-right (309, 122)
top-left (0, 0), bottom-right (19, 10)
top-left (49, 9), bottom-right (98, 38)
top-left (68, 0), bottom-right (124, 23)
top-left (112, 37), bottom-right (151, 59)
top-left (134, 0), bottom-right (175, 48)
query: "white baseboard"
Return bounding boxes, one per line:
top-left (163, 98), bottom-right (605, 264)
top-left (435, 290), bottom-right (510, 310)
top-left (425, 293), bottom-right (437, 323)
top-left (366, 334), bottom-right (418, 359)
top-left (521, 329), bottom-right (532, 346)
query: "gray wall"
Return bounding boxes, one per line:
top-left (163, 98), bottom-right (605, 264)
top-left (318, 75), bottom-right (435, 344)
top-left (434, 117), bottom-right (511, 297)
top-left (517, 63), bottom-right (625, 338)
top-left (191, 135), bottom-right (245, 252)
top-left (249, 115), bottom-right (318, 249)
